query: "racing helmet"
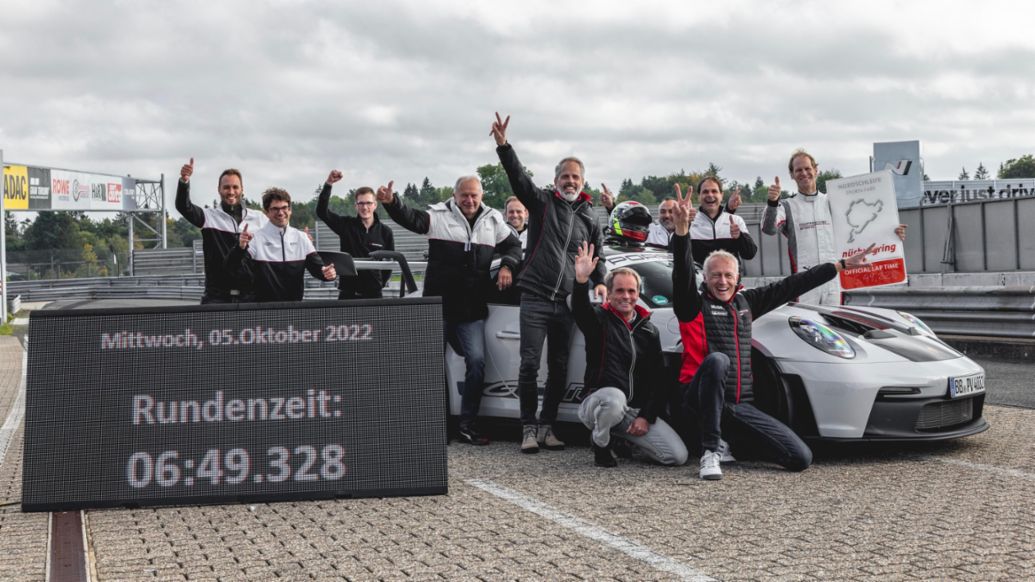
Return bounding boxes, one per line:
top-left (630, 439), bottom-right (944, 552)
top-left (605, 201), bottom-right (652, 245)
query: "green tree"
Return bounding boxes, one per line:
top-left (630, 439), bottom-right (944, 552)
top-left (418, 177), bottom-right (438, 207)
top-left (958, 167), bottom-right (969, 180)
top-left (477, 163), bottom-right (526, 210)
top-left (817, 170), bottom-right (842, 193)
top-left (998, 155), bottom-right (1035, 179)
top-left (974, 163), bottom-right (990, 180)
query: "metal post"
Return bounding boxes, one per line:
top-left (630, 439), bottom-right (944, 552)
top-left (128, 213), bottom-right (135, 277)
top-left (160, 173), bottom-right (167, 249)
top-left (0, 149), bottom-right (7, 322)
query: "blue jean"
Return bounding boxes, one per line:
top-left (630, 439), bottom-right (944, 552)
top-left (518, 293), bottom-right (573, 425)
top-left (445, 319), bottom-right (486, 428)
top-left (680, 352), bottom-right (812, 471)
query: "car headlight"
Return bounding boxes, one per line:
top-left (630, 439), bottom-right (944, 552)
top-left (789, 316), bottom-right (855, 359)
top-left (897, 311), bottom-right (935, 335)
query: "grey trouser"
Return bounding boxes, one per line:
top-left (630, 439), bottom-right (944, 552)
top-left (578, 387), bottom-right (688, 466)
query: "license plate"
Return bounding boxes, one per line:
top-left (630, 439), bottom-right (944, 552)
top-left (948, 373), bottom-right (985, 398)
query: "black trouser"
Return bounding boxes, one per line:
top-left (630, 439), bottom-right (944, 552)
top-left (679, 352), bottom-right (812, 471)
top-left (337, 275), bottom-right (384, 300)
top-left (517, 293), bottom-right (573, 426)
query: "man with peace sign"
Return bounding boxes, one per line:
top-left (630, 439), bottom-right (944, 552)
top-left (492, 112), bottom-right (607, 454)
top-left (670, 184), bottom-right (873, 480)
top-left (762, 150), bottom-right (907, 305)
top-left (175, 158), bottom-right (267, 303)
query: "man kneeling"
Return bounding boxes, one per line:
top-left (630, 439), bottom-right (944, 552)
top-left (572, 241), bottom-right (688, 468)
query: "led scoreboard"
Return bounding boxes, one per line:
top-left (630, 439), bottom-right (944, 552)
top-left (22, 299), bottom-right (448, 511)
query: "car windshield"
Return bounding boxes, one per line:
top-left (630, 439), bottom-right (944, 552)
top-left (625, 259), bottom-right (675, 309)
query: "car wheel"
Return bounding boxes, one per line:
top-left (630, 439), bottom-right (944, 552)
top-left (751, 349), bottom-right (819, 438)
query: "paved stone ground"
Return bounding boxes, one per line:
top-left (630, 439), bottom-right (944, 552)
top-left (1, 335), bottom-right (1033, 580)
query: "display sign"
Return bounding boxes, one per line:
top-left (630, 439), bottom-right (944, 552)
top-left (827, 170), bottom-right (907, 290)
top-left (921, 178), bottom-right (1035, 206)
top-left (22, 299), bottom-right (448, 511)
top-left (873, 140), bottom-right (923, 209)
top-left (4, 163), bottom-right (144, 212)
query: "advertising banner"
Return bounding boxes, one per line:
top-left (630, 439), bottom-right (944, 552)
top-left (873, 140), bottom-right (923, 209)
top-left (921, 179), bottom-right (1035, 206)
top-left (28, 167), bottom-right (51, 210)
top-left (827, 170), bottom-right (907, 290)
top-left (3, 164), bottom-right (30, 210)
top-left (51, 169), bottom-right (99, 210)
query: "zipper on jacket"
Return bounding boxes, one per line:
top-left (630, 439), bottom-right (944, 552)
top-left (730, 302), bottom-right (742, 403)
top-left (626, 324), bottom-right (637, 402)
top-left (550, 204), bottom-right (577, 300)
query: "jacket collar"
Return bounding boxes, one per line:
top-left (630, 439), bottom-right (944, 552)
top-left (602, 302), bottom-right (652, 330)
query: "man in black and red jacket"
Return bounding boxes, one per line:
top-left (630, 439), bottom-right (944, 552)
top-left (571, 242), bottom-right (688, 468)
top-left (671, 187), bottom-right (871, 480)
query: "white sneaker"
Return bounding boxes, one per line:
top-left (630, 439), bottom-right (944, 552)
top-left (717, 439), bottom-right (736, 463)
top-left (700, 450), bottom-right (723, 480)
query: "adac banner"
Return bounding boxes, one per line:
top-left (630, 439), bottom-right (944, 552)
top-left (3, 165), bottom-right (30, 210)
top-left (827, 170), bottom-right (907, 291)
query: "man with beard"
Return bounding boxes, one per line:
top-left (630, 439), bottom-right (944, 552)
top-left (492, 112), bottom-right (607, 454)
top-left (175, 158), bottom-right (267, 303)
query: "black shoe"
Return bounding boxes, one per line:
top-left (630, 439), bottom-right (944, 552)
top-left (457, 425), bottom-right (490, 446)
top-left (612, 439), bottom-right (634, 460)
top-left (593, 444), bottom-right (617, 468)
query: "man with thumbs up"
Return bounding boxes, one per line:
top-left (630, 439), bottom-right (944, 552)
top-left (762, 150), bottom-right (907, 305)
top-left (685, 177), bottom-right (757, 270)
top-left (175, 158), bottom-right (267, 303)
top-left (226, 188), bottom-right (337, 302)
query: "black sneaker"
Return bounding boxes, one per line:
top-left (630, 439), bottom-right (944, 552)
top-left (612, 439), bottom-right (634, 460)
top-left (593, 444), bottom-right (617, 468)
top-left (457, 425), bottom-right (490, 446)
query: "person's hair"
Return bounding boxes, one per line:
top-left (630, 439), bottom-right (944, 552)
top-left (218, 168), bottom-right (243, 189)
top-left (605, 267), bottom-right (641, 293)
top-left (698, 176), bottom-right (723, 192)
top-left (505, 195), bottom-right (524, 212)
top-left (354, 186), bottom-right (375, 199)
top-left (658, 197), bottom-right (676, 210)
top-left (703, 250), bottom-right (739, 274)
top-left (788, 149), bottom-right (818, 173)
top-left (261, 187), bottom-right (291, 210)
top-left (454, 175), bottom-right (482, 192)
top-left (554, 156), bottom-right (585, 180)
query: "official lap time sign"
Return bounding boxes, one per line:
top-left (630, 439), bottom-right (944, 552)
top-left (22, 299), bottom-right (448, 511)
top-left (827, 170), bottom-right (908, 290)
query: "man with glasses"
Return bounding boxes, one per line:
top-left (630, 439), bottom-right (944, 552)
top-left (317, 170), bottom-right (395, 299)
top-left (228, 188), bottom-right (337, 302)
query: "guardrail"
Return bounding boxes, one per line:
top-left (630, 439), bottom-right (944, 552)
top-left (844, 286), bottom-right (1035, 339)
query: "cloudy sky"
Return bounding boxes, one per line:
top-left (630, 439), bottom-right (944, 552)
top-left (3, 0), bottom-right (1034, 211)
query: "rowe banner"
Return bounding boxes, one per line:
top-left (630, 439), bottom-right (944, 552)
top-left (827, 170), bottom-right (907, 291)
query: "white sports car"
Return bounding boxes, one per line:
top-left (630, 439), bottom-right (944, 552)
top-left (436, 245), bottom-right (989, 442)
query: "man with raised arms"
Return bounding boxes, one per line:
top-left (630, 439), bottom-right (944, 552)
top-left (671, 184), bottom-right (872, 480)
top-left (316, 170), bottom-right (395, 299)
top-left (175, 158), bottom-right (267, 303)
top-left (571, 241), bottom-right (688, 468)
top-left (492, 112), bottom-right (607, 454)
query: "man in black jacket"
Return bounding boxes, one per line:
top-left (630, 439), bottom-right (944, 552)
top-left (316, 170), bottom-right (395, 299)
top-left (670, 186), bottom-right (871, 480)
top-left (175, 158), bottom-right (267, 303)
top-left (492, 113), bottom-right (607, 454)
top-left (572, 242), bottom-right (688, 468)
top-left (378, 176), bottom-right (522, 446)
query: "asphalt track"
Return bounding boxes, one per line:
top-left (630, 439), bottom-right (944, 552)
top-left (1, 300), bottom-right (1032, 580)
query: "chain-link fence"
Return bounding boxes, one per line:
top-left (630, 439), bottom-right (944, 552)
top-left (7, 249), bottom-right (127, 280)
